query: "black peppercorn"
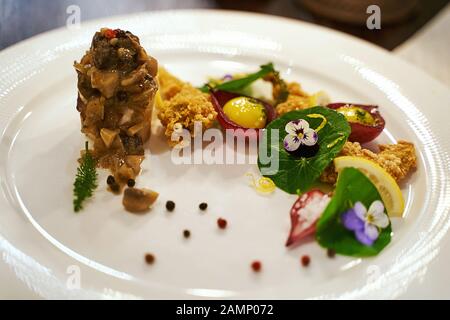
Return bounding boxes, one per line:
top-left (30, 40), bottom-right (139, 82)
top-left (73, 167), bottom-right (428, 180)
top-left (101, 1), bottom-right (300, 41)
top-left (327, 249), bottom-right (336, 258)
top-left (199, 202), bottom-right (208, 211)
top-left (107, 175), bottom-right (115, 185)
top-left (183, 230), bottom-right (191, 239)
top-left (166, 201), bottom-right (175, 212)
top-left (127, 179), bottom-right (135, 188)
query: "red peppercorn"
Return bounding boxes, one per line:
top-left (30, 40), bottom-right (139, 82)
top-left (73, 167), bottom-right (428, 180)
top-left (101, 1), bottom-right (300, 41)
top-left (217, 218), bottom-right (227, 229)
top-left (104, 28), bottom-right (117, 39)
top-left (301, 255), bottom-right (310, 267)
top-left (145, 253), bottom-right (155, 265)
top-left (251, 261), bottom-right (262, 272)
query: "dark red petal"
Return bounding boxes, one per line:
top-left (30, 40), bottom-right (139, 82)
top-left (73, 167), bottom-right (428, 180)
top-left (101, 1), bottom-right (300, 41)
top-left (285, 190), bottom-right (327, 247)
top-left (327, 103), bottom-right (385, 144)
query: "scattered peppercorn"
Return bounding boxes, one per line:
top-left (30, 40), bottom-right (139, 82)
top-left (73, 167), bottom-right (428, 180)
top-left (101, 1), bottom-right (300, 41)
top-left (183, 230), bottom-right (191, 239)
top-left (127, 179), bottom-right (136, 188)
top-left (145, 253), bottom-right (155, 265)
top-left (251, 261), bottom-right (262, 272)
top-left (166, 201), bottom-right (175, 212)
top-left (199, 202), bottom-right (208, 211)
top-left (107, 175), bottom-right (115, 185)
top-left (301, 255), bottom-right (311, 267)
top-left (327, 249), bottom-right (336, 258)
top-left (217, 218), bottom-right (227, 229)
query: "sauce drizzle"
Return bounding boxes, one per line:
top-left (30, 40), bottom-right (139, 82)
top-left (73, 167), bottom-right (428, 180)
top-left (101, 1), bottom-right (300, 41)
top-left (307, 114), bottom-right (328, 132)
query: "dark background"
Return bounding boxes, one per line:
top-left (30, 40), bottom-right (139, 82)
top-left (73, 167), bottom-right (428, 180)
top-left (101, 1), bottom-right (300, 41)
top-left (0, 0), bottom-right (448, 51)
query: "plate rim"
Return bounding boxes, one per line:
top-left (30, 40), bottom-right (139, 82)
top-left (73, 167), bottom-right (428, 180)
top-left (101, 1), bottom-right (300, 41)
top-left (0, 9), bottom-right (449, 299)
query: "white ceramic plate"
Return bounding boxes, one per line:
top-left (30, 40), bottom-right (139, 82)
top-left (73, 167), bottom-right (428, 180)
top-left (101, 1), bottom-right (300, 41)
top-left (0, 10), bottom-right (449, 299)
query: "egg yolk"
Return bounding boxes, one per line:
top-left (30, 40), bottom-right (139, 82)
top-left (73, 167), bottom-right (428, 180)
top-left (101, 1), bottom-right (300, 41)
top-left (336, 105), bottom-right (375, 126)
top-left (223, 97), bottom-right (267, 129)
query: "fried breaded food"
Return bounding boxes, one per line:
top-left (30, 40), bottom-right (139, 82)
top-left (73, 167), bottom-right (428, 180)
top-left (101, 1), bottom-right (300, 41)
top-left (157, 67), bottom-right (184, 100)
top-left (320, 140), bottom-right (417, 184)
top-left (157, 68), bottom-right (217, 146)
top-left (265, 77), bottom-right (329, 116)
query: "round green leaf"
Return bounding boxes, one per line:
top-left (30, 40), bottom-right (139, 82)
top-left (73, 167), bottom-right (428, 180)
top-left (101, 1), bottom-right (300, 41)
top-left (316, 167), bottom-right (392, 257)
top-left (258, 106), bottom-right (350, 194)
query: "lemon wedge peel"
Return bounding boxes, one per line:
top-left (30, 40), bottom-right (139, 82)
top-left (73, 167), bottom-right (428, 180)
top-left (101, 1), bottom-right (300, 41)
top-left (333, 156), bottom-right (405, 217)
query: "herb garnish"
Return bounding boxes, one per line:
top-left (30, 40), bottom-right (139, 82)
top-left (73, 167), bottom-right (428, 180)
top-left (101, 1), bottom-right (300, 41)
top-left (73, 142), bottom-right (98, 212)
top-left (199, 63), bottom-right (276, 93)
top-left (316, 167), bottom-right (391, 257)
top-left (258, 106), bottom-right (350, 194)
top-left (269, 68), bottom-right (289, 105)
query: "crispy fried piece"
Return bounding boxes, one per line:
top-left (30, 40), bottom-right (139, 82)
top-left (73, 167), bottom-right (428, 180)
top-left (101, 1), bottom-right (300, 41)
top-left (157, 67), bottom-right (184, 100)
top-left (157, 68), bottom-right (217, 146)
top-left (272, 81), bottom-right (329, 116)
top-left (320, 140), bottom-right (417, 184)
top-left (273, 82), bottom-right (310, 116)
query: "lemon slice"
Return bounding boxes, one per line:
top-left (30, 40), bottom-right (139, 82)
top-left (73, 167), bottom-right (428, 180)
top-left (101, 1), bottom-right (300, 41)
top-left (333, 156), bottom-right (405, 217)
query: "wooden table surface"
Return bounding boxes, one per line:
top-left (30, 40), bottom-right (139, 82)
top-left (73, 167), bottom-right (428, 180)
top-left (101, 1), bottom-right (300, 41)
top-left (0, 0), bottom-right (448, 51)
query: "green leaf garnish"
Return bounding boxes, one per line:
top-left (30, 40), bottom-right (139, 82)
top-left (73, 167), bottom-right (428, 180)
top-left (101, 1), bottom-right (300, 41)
top-left (270, 69), bottom-right (289, 105)
top-left (316, 167), bottom-right (392, 257)
top-left (199, 63), bottom-right (275, 93)
top-left (258, 106), bottom-right (350, 194)
top-left (73, 142), bottom-right (98, 212)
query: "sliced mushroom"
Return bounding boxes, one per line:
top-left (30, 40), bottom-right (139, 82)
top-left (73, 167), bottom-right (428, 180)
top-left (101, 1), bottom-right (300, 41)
top-left (127, 122), bottom-right (146, 136)
top-left (119, 108), bottom-right (134, 125)
top-left (91, 68), bottom-right (119, 99)
top-left (117, 163), bottom-right (135, 182)
top-left (120, 63), bottom-right (148, 87)
top-left (122, 187), bottom-right (159, 213)
top-left (100, 128), bottom-right (119, 148)
top-left (125, 155), bottom-right (144, 175)
top-left (85, 97), bottom-right (105, 124)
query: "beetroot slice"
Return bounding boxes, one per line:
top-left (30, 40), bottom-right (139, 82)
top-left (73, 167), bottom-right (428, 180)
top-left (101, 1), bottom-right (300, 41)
top-left (285, 190), bottom-right (330, 247)
top-left (327, 103), bottom-right (385, 144)
top-left (210, 90), bottom-right (276, 137)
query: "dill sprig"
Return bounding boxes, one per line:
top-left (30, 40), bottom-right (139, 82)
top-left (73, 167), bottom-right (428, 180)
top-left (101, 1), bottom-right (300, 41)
top-left (73, 141), bottom-right (98, 212)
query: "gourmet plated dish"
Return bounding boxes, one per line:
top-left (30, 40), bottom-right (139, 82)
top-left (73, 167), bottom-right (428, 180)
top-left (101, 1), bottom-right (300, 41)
top-left (73, 28), bottom-right (417, 266)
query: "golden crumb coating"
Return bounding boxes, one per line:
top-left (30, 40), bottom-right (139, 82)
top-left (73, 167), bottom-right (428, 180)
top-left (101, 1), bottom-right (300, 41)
top-left (320, 140), bottom-right (417, 184)
top-left (274, 82), bottom-right (329, 116)
top-left (157, 67), bottom-right (184, 100)
top-left (276, 93), bottom-right (312, 115)
top-left (157, 68), bottom-right (217, 146)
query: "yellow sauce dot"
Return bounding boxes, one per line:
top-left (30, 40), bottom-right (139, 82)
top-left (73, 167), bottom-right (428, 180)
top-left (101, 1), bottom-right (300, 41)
top-left (223, 97), bottom-right (267, 129)
top-left (246, 173), bottom-right (276, 194)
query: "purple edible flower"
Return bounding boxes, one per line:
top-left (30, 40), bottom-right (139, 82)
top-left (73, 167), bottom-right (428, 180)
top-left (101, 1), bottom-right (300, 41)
top-left (222, 74), bottom-right (233, 81)
top-left (283, 119), bottom-right (318, 152)
top-left (342, 200), bottom-right (389, 246)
